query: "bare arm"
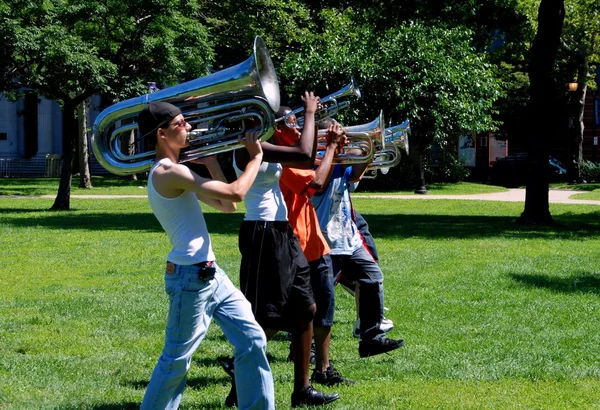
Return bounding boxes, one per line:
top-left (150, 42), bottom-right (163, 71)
top-left (235, 91), bottom-right (320, 170)
top-left (349, 161), bottom-right (369, 184)
top-left (153, 133), bottom-right (263, 212)
top-left (310, 123), bottom-right (346, 190)
top-left (189, 156), bottom-right (237, 213)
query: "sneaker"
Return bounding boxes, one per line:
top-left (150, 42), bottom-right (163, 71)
top-left (217, 356), bottom-right (235, 378)
top-left (358, 335), bottom-right (404, 358)
top-left (381, 317), bottom-right (394, 333)
top-left (311, 364), bottom-right (356, 386)
top-left (352, 317), bottom-right (395, 338)
top-left (291, 385), bottom-right (340, 407)
top-left (287, 341), bottom-right (316, 365)
top-left (217, 357), bottom-right (237, 407)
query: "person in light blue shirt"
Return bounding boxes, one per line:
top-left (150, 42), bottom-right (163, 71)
top-left (311, 131), bottom-right (404, 358)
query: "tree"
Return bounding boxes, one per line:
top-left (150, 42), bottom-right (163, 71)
top-left (561, 0), bottom-right (600, 183)
top-left (0, 0), bottom-right (213, 209)
top-left (279, 9), bottom-right (502, 190)
top-left (517, 0), bottom-right (565, 225)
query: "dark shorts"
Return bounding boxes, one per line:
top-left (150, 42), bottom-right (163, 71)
top-left (309, 254), bottom-right (335, 327)
top-left (238, 220), bottom-right (315, 331)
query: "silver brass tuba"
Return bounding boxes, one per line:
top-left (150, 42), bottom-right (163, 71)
top-left (91, 36), bottom-right (280, 175)
top-left (277, 78), bottom-right (361, 128)
top-left (316, 110), bottom-right (385, 164)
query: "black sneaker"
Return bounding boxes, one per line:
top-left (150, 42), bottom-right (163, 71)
top-left (311, 364), bottom-right (355, 386)
top-left (358, 335), bottom-right (404, 358)
top-left (287, 341), bottom-right (316, 365)
top-left (217, 357), bottom-right (237, 407)
top-left (291, 385), bottom-right (340, 407)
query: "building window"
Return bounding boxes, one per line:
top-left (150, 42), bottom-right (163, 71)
top-left (0, 132), bottom-right (7, 141)
top-left (478, 135), bottom-right (488, 147)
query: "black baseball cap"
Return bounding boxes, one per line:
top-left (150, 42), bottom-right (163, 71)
top-left (137, 101), bottom-right (182, 140)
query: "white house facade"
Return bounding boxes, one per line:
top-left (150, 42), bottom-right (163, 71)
top-left (0, 93), bottom-right (106, 177)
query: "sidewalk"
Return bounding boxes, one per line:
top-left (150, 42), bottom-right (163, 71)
top-left (2, 189), bottom-right (600, 205)
top-left (355, 189), bottom-right (600, 205)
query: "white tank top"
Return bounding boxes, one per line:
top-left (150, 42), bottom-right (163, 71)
top-left (233, 155), bottom-right (287, 221)
top-left (148, 159), bottom-right (215, 264)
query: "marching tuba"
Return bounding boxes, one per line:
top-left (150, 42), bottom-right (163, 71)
top-left (316, 110), bottom-right (385, 165)
top-left (91, 36), bottom-right (280, 175)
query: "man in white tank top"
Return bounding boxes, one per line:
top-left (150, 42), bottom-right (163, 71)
top-left (138, 101), bottom-right (274, 410)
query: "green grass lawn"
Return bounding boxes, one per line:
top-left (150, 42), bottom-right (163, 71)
top-left (1, 196), bottom-right (600, 409)
top-left (0, 176), bottom-right (149, 196)
top-left (569, 185), bottom-right (600, 201)
top-left (0, 178), bottom-right (511, 197)
top-left (354, 181), bottom-right (509, 195)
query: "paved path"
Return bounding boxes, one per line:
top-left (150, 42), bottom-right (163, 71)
top-left (2, 189), bottom-right (600, 205)
top-left (355, 189), bottom-right (600, 205)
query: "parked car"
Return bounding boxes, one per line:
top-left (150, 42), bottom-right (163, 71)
top-left (490, 153), bottom-right (568, 187)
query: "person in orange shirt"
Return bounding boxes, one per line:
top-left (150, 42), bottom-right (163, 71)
top-left (275, 106), bottom-right (355, 387)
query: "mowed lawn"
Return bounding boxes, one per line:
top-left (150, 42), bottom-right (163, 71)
top-left (1, 194), bottom-right (600, 409)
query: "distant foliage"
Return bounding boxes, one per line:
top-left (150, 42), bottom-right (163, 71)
top-left (425, 152), bottom-right (471, 183)
top-left (580, 160), bottom-right (600, 182)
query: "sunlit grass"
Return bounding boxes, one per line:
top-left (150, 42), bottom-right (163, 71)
top-left (354, 181), bottom-right (508, 195)
top-left (0, 176), bottom-right (148, 196)
top-left (1, 196), bottom-right (600, 408)
top-left (570, 188), bottom-right (600, 201)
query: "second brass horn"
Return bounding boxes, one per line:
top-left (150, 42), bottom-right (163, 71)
top-left (278, 77), bottom-right (361, 128)
top-left (91, 36), bottom-right (280, 175)
top-left (364, 119), bottom-right (411, 177)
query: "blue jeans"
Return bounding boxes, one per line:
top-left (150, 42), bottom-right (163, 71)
top-left (331, 246), bottom-right (385, 339)
top-left (141, 264), bottom-right (274, 410)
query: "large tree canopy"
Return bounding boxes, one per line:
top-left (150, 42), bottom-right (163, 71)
top-left (0, 0), bottom-right (214, 209)
top-left (279, 10), bottom-right (502, 159)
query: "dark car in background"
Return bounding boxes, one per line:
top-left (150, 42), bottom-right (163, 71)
top-left (490, 153), bottom-right (567, 187)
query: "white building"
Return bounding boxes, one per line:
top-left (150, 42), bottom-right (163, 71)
top-left (0, 93), bottom-right (106, 177)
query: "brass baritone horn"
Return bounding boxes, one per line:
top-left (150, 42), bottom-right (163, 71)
top-left (384, 119), bottom-right (410, 155)
top-left (364, 119), bottom-right (411, 177)
top-left (316, 110), bottom-right (385, 165)
top-left (91, 36), bottom-right (280, 175)
top-left (277, 77), bottom-right (361, 128)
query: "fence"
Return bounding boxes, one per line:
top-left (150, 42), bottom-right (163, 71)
top-left (0, 155), bottom-right (61, 177)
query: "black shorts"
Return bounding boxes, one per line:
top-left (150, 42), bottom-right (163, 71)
top-left (239, 220), bottom-right (314, 331)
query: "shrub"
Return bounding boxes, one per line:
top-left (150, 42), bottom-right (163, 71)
top-left (425, 152), bottom-right (470, 183)
top-left (580, 159), bottom-right (600, 183)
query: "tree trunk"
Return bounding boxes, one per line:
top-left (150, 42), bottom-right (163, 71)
top-left (414, 150), bottom-right (427, 194)
top-left (517, 0), bottom-right (565, 225)
top-left (78, 100), bottom-right (92, 188)
top-left (568, 58), bottom-right (588, 183)
top-left (51, 100), bottom-right (77, 210)
top-left (411, 133), bottom-right (427, 194)
top-left (128, 130), bottom-right (138, 181)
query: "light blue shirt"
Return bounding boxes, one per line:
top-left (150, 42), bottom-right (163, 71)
top-left (311, 165), bottom-right (362, 255)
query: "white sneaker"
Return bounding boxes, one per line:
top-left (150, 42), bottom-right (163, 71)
top-left (381, 317), bottom-right (394, 333)
top-left (353, 317), bottom-right (394, 338)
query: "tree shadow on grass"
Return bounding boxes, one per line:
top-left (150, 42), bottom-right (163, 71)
top-left (0, 210), bottom-right (245, 234)
top-left (510, 271), bottom-right (600, 294)
top-left (2, 207), bottom-right (599, 239)
top-left (362, 211), bottom-right (600, 240)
